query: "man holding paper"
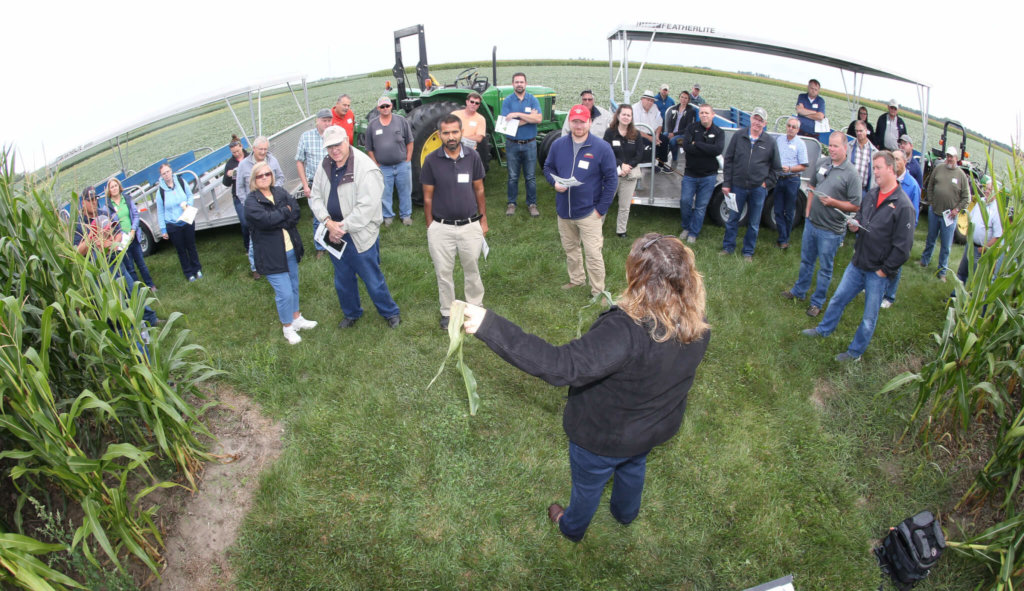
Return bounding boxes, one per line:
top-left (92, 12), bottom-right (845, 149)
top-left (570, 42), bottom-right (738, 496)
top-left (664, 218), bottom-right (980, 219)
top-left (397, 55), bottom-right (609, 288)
top-left (543, 104), bottom-right (617, 296)
top-left (782, 132), bottom-right (862, 318)
top-left (501, 72), bottom-right (543, 217)
top-left (421, 115), bottom-right (488, 331)
top-left (720, 106), bottom-right (781, 262)
top-left (920, 146), bottom-right (970, 281)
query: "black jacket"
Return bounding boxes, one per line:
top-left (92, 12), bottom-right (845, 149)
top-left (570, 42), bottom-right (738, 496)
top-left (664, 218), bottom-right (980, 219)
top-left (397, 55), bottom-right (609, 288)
top-left (602, 127), bottom-right (644, 168)
top-left (723, 128), bottom-right (781, 190)
top-left (244, 186), bottom-right (303, 275)
top-left (222, 150), bottom-right (249, 192)
top-left (682, 120), bottom-right (725, 178)
top-left (474, 307), bottom-right (710, 457)
top-left (852, 184), bottom-right (915, 278)
top-left (664, 104), bottom-right (695, 137)
top-left (872, 114), bottom-right (907, 150)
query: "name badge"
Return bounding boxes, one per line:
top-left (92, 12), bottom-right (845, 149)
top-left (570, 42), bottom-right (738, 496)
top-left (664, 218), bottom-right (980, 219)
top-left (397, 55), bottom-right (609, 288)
top-left (789, 144), bottom-right (796, 150)
top-left (578, 160), bottom-right (590, 170)
top-left (813, 103), bottom-right (819, 109)
top-left (818, 166), bottom-right (827, 176)
top-left (346, 118), bottom-right (353, 124)
top-left (469, 121), bottom-right (477, 126)
top-left (708, 134), bottom-right (715, 138)
top-left (612, 140), bottom-right (621, 147)
top-left (951, 178), bottom-right (958, 185)
top-left (524, 107), bottom-right (532, 113)
top-left (457, 173), bottom-right (470, 183)
top-left (375, 129), bottom-right (383, 135)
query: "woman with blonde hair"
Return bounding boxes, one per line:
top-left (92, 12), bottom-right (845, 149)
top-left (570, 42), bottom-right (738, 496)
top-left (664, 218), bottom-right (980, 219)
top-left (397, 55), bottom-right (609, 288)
top-left (106, 177), bottom-right (156, 291)
top-left (244, 161), bottom-right (316, 345)
top-left (461, 233), bottom-right (710, 542)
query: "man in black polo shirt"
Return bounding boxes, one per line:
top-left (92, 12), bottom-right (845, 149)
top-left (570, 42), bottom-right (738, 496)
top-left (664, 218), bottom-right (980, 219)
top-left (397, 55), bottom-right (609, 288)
top-left (422, 115), bottom-right (489, 330)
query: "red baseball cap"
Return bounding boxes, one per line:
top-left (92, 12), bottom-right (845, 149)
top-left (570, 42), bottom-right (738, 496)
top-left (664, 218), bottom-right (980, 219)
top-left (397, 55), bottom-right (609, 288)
top-left (568, 104), bottom-right (591, 122)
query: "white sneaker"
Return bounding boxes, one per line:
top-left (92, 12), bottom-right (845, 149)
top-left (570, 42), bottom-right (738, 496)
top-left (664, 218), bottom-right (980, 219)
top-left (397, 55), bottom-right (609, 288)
top-left (686, 235), bottom-right (697, 244)
top-left (880, 300), bottom-right (893, 309)
top-left (293, 315), bottom-right (318, 331)
top-left (679, 229), bottom-right (689, 240)
top-left (283, 325), bottom-right (302, 345)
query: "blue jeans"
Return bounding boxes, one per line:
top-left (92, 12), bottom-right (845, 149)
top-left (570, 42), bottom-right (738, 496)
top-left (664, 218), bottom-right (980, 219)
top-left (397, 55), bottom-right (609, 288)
top-left (679, 174), bottom-right (717, 238)
top-left (722, 185), bottom-right (767, 256)
top-left (329, 235), bottom-right (400, 320)
top-left (559, 441), bottom-right (649, 542)
top-left (883, 267), bottom-right (903, 303)
top-left (505, 140), bottom-right (537, 205)
top-left (122, 237), bottom-right (155, 288)
top-left (774, 175), bottom-right (800, 245)
top-left (921, 209), bottom-right (955, 277)
top-left (791, 222), bottom-right (843, 309)
top-left (233, 197), bottom-right (250, 253)
top-left (265, 250), bottom-right (300, 325)
top-left (814, 264), bottom-right (887, 358)
top-left (380, 160), bottom-right (413, 219)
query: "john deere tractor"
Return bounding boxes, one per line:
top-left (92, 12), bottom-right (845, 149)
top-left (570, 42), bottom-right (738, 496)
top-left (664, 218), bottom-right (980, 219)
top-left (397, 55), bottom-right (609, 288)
top-left (366, 24), bottom-right (566, 202)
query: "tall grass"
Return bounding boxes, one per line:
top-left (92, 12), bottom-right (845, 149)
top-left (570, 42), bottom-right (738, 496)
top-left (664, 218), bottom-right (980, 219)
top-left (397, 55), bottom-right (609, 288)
top-left (0, 150), bottom-right (218, 588)
top-left (882, 153), bottom-right (1024, 589)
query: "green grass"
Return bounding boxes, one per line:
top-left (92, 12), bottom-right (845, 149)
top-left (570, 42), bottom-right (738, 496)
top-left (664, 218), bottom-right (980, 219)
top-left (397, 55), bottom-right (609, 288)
top-left (131, 166), bottom-right (989, 588)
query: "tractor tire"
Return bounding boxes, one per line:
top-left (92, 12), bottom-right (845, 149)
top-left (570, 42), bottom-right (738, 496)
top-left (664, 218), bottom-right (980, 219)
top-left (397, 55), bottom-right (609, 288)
top-left (954, 210), bottom-right (968, 244)
top-left (408, 101), bottom-right (461, 204)
top-left (707, 188), bottom-right (748, 226)
top-left (538, 130), bottom-right (562, 168)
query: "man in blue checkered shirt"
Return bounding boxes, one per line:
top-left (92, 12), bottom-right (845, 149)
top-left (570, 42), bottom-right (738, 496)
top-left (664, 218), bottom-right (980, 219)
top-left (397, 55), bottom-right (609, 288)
top-left (296, 109), bottom-right (334, 257)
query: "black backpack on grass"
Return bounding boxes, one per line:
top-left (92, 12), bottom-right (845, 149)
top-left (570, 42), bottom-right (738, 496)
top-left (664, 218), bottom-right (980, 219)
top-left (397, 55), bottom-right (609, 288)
top-left (874, 510), bottom-right (946, 590)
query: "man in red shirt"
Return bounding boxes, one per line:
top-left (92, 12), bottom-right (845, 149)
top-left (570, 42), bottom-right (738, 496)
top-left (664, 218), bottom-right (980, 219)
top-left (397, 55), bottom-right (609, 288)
top-left (801, 151), bottom-right (915, 362)
top-left (331, 94), bottom-right (355, 145)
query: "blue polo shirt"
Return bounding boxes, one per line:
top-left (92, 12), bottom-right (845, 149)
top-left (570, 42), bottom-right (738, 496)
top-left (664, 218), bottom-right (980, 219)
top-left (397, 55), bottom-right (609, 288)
top-left (775, 134), bottom-right (809, 170)
top-left (654, 94), bottom-right (675, 118)
top-left (500, 92), bottom-right (541, 140)
top-left (796, 93), bottom-right (825, 136)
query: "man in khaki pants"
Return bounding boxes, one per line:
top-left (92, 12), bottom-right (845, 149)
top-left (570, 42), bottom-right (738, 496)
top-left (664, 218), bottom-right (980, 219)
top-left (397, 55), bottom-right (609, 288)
top-left (421, 115), bottom-right (488, 331)
top-left (542, 104), bottom-right (618, 295)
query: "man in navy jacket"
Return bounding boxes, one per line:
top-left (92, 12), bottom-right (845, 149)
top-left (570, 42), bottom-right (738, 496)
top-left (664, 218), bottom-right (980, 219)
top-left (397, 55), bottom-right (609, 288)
top-left (543, 104), bottom-right (618, 296)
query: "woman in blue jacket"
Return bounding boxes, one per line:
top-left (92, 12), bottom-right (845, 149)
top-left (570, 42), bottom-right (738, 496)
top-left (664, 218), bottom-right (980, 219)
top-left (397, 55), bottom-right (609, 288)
top-left (156, 163), bottom-right (203, 282)
top-left (106, 178), bottom-right (156, 291)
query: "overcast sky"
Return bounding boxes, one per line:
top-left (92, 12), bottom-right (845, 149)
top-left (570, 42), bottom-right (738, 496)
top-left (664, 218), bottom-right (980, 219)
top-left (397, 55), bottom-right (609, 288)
top-left (3, 1), bottom-right (1018, 174)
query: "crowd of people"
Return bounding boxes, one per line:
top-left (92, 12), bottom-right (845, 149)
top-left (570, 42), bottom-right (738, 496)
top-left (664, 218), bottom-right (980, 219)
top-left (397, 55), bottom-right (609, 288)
top-left (70, 73), bottom-right (1002, 544)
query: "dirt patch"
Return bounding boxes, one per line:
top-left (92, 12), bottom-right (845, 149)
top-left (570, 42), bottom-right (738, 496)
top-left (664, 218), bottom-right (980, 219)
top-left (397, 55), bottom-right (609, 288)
top-left (809, 378), bottom-right (834, 410)
top-left (145, 385), bottom-right (283, 591)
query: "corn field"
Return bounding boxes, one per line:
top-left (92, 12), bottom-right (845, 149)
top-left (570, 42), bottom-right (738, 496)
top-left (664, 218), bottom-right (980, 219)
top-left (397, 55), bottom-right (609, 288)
top-left (883, 154), bottom-right (1024, 590)
top-left (0, 151), bottom-right (218, 590)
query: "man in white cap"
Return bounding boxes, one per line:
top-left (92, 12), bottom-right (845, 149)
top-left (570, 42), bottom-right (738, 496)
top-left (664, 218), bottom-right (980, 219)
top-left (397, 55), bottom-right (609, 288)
top-left (309, 126), bottom-right (402, 329)
top-left (720, 106), bottom-right (781, 262)
top-left (920, 146), bottom-right (970, 281)
top-left (632, 90), bottom-right (665, 171)
top-left (543, 104), bottom-right (618, 295)
top-left (296, 108), bottom-right (335, 258)
top-left (365, 96), bottom-right (414, 226)
top-left (873, 99), bottom-right (907, 151)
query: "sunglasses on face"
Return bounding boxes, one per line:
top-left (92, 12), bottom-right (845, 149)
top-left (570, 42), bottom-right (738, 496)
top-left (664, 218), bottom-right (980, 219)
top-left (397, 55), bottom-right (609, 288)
top-left (255, 172), bottom-right (273, 179)
top-left (378, 104), bottom-right (392, 110)
top-left (468, 100), bottom-right (480, 105)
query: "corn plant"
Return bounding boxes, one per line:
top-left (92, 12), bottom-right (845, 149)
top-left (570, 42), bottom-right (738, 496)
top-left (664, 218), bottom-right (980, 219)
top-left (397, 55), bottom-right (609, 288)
top-left (880, 153), bottom-right (1024, 590)
top-left (428, 301), bottom-right (480, 415)
top-left (0, 150), bottom-right (219, 584)
top-left (0, 529), bottom-right (83, 591)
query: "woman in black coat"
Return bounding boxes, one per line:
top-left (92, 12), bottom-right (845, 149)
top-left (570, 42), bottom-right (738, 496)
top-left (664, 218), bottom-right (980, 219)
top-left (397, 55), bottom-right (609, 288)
top-left (603, 105), bottom-right (646, 238)
top-left (244, 161), bottom-right (317, 344)
top-left (461, 233), bottom-right (711, 542)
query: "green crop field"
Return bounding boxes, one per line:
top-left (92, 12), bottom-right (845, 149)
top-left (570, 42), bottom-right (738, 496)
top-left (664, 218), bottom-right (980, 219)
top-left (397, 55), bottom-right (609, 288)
top-left (36, 63), bottom-right (1006, 589)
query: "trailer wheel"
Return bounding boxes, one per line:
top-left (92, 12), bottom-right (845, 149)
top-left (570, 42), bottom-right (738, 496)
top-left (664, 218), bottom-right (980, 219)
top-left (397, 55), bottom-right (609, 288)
top-left (761, 189), bottom-right (808, 230)
top-left (137, 225), bottom-right (155, 257)
top-left (708, 188), bottom-right (748, 226)
top-left (408, 101), bottom-right (461, 204)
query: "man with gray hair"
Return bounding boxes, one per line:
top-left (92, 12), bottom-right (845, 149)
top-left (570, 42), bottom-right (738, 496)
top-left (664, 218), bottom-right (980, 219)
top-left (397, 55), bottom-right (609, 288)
top-left (720, 106), bottom-right (781, 261)
top-left (365, 96), bottom-right (414, 226)
top-left (236, 136), bottom-right (286, 278)
top-left (562, 89), bottom-right (613, 139)
top-left (296, 109), bottom-right (334, 259)
top-left (773, 117), bottom-right (809, 248)
top-left (330, 94), bottom-right (355, 144)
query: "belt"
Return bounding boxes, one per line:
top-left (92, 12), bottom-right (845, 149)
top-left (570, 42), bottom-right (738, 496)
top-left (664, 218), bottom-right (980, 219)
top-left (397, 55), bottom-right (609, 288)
top-left (779, 173), bottom-right (800, 178)
top-left (433, 214), bottom-right (482, 226)
top-left (508, 138), bottom-right (535, 144)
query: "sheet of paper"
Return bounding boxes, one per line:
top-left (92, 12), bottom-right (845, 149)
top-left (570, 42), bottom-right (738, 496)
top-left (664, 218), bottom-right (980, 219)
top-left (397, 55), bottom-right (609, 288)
top-left (724, 192), bottom-right (738, 212)
top-left (495, 116), bottom-right (520, 137)
top-left (178, 205), bottom-right (198, 225)
top-left (943, 209), bottom-right (956, 227)
top-left (551, 174), bottom-right (583, 188)
top-left (481, 237), bottom-right (489, 261)
top-left (314, 220), bottom-right (347, 259)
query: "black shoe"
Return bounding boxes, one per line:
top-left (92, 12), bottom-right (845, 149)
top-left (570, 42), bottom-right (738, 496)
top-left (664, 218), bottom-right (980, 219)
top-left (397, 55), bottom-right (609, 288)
top-left (440, 316), bottom-right (450, 331)
top-left (387, 315), bottom-right (401, 329)
top-left (616, 232), bottom-right (627, 238)
top-left (337, 317), bottom-right (358, 329)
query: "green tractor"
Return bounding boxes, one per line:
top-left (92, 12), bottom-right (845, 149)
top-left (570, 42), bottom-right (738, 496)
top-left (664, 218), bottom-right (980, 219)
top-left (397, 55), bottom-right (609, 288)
top-left (364, 24), bottom-right (566, 201)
